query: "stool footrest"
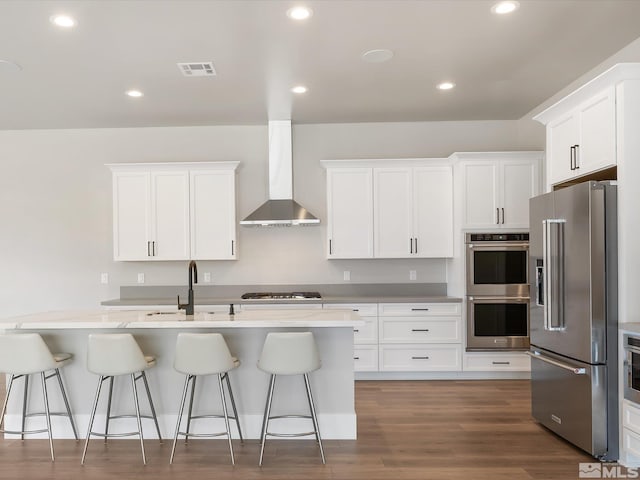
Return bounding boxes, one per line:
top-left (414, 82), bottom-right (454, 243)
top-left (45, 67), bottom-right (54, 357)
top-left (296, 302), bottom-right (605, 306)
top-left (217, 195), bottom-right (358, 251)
top-left (106, 414), bottom-right (156, 421)
top-left (88, 431), bottom-right (144, 438)
top-left (177, 431), bottom-right (228, 438)
top-left (266, 431), bottom-right (316, 438)
top-left (0, 428), bottom-right (49, 435)
top-left (188, 414), bottom-right (238, 421)
top-left (269, 414), bottom-right (313, 420)
top-left (24, 412), bottom-right (73, 419)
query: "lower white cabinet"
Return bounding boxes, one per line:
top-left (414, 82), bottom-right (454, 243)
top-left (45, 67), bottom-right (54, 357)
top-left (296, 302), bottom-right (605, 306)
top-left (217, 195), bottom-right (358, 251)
top-left (324, 303), bottom-right (378, 372)
top-left (623, 401), bottom-right (640, 464)
top-left (463, 352), bottom-right (530, 372)
top-left (378, 303), bottom-right (462, 372)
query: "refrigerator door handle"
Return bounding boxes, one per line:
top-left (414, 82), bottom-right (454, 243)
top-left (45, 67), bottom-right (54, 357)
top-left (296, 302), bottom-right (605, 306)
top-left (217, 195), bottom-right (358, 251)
top-left (526, 351), bottom-right (587, 375)
top-left (543, 218), bottom-right (566, 331)
top-left (535, 262), bottom-right (544, 307)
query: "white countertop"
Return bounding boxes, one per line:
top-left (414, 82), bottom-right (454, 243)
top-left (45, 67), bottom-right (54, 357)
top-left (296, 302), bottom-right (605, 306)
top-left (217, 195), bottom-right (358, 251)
top-left (0, 308), bottom-right (363, 330)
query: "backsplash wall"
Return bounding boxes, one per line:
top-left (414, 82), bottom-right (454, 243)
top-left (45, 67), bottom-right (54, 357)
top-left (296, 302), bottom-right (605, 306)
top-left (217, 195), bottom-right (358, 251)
top-left (0, 120), bottom-right (543, 317)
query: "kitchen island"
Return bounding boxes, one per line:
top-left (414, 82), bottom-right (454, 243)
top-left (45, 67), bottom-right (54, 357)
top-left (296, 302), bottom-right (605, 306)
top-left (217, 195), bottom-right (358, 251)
top-left (0, 308), bottom-right (362, 440)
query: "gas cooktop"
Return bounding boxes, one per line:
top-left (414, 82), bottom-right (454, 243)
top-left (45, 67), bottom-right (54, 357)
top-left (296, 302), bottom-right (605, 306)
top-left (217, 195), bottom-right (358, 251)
top-left (240, 292), bottom-right (322, 300)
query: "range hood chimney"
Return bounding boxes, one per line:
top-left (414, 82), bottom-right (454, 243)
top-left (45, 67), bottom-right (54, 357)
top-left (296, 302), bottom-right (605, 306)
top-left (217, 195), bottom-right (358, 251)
top-left (240, 120), bottom-right (320, 227)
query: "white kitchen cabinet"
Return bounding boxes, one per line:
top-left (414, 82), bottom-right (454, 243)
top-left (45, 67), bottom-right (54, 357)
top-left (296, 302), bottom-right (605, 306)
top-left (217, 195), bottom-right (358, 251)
top-left (190, 169), bottom-right (236, 260)
top-left (109, 162), bottom-right (238, 261)
top-left (325, 168), bottom-right (373, 259)
top-left (545, 87), bottom-right (616, 186)
top-left (460, 153), bottom-right (541, 230)
top-left (378, 302), bottom-right (462, 372)
top-left (112, 169), bottom-right (189, 261)
top-left (324, 303), bottom-right (378, 372)
top-left (462, 352), bottom-right (530, 372)
top-left (373, 166), bottom-right (453, 258)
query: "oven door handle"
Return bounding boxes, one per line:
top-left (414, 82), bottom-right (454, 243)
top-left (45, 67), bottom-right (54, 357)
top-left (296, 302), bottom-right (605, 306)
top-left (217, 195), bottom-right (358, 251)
top-left (467, 296), bottom-right (529, 302)
top-left (526, 351), bottom-right (586, 375)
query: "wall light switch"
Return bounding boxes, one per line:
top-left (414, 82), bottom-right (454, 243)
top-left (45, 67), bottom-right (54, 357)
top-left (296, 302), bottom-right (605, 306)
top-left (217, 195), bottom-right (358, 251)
top-left (343, 270), bottom-right (351, 281)
top-left (137, 273), bottom-right (145, 284)
top-left (410, 270), bottom-right (417, 281)
top-left (203, 272), bottom-right (211, 283)
top-left (100, 273), bottom-right (109, 284)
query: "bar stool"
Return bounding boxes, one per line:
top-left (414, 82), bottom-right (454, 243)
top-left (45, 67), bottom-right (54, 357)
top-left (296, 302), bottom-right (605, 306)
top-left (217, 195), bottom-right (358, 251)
top-left (170, 333), bottom-right (243, 465)
top-left (0, 333), bottom-right (78, 461)
top-left (257, 331), bottom-right (325, 466)
top-left (81, 333), bottom-right (162, 465)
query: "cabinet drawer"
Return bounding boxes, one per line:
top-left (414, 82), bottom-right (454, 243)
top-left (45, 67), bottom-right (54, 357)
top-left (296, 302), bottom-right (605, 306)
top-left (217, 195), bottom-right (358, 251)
top-left (354, 346), bottom-right (378, 372)
top-left (380, 317), bottom-right (460, 343)
top-left (378, 303), bottom-right (460, 317)
top-left (323, 303), bottom-right (378, 317)
top-left (624, 427), bottom-right (640, 463)
top-left (354, 318), bottom-right (378, 344)
top-left (379, 344), bottom-right (462, 371)
top-left (624, 401), bottom-right (640, 433)
top-left (463, 352), bottom-right (530, 371)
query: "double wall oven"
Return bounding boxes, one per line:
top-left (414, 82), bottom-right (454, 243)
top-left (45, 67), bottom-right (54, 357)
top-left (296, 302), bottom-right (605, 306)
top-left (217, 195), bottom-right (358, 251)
top-left (465, 233), bottom-right (530, 351)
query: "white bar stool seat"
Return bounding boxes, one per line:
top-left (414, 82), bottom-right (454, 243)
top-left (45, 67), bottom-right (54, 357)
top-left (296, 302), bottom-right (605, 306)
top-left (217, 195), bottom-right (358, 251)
top-left (81, 333), bottom-right (162, 465)
top-left (0, 333), bottom-right (79, 461)
top-left (257, 331), bottom-right (325, 466)
top-left (170, 333), bottom-right (243, 465)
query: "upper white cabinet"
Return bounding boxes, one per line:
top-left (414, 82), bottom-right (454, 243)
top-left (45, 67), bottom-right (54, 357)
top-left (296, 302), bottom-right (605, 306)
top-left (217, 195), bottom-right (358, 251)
top-left (109, 162), bottom-right (239, 261)
top-left (326, 167), bottom-right (373, 259)
top-left (545, 87), bottom-right (616, 185)
top-left (322, 159), bottom-right (453, 259)
top-left (374, 166), bottom-right (453, 258)
top-left (458, 153), bottom-right (542, 230)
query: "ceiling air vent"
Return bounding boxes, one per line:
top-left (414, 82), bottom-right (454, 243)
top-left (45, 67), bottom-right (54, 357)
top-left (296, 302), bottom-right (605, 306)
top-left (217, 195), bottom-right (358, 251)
top-left (177, 62), bottom-right (217, 77)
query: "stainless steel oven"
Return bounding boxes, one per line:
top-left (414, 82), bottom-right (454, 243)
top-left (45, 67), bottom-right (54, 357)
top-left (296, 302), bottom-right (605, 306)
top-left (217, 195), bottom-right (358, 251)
top-left (466, 233), bottom-right (529, 297)
top-left (624, 334), bottom-right (640, 404)
top-left (466, 295), bottom-right (530, 350)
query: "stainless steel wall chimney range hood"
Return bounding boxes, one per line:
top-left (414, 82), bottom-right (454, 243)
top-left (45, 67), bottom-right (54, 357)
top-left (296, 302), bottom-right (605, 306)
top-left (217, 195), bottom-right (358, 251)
top-left (240, 120), bottom-right (320, 227)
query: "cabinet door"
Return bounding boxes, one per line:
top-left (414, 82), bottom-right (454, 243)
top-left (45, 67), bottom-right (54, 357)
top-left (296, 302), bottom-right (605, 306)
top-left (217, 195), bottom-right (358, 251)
top-left (462, 162), bottom-right (499, 228)
top-left (413, 166), bottom-right (453, 257)
top-left (190, 170), bottom-right (236, 260)
top-left (547, 111), bottom-right (579, 185)
top-left (373, 167), bottom-right (413, 258)
top-left (326, 168), bottom-right (373, 258)
top-left (113, 171), bottom-right (151, 261)
top-left (578, 87), bottom-right (616, 175)
top-left (150, 171), bottom-right (190, 260)
top-left (500, 160), bottom-right (539, 229)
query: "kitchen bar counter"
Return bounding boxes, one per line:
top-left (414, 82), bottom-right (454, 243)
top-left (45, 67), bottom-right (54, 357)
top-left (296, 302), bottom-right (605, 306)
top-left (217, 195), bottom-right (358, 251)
top-left (1, 309), bottom-right (360, 441)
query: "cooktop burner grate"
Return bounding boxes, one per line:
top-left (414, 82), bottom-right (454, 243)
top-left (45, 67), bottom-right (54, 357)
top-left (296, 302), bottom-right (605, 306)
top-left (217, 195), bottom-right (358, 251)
top-left (241, 291), bottom-right (322, 300)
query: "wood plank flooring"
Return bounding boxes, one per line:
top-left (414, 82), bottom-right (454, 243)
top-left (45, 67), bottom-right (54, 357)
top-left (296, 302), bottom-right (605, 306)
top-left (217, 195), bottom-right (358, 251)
top-left (0, 379), bottom-right (593, 479)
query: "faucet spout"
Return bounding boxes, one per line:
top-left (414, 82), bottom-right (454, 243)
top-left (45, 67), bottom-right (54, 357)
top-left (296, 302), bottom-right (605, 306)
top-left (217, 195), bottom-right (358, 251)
top-left (178, 261), bottom-right (198, 315)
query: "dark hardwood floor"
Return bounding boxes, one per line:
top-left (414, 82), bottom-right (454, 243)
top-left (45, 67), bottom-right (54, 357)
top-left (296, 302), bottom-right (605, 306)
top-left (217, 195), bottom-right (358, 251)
top-left (0, 378), bottom-right (592, 479)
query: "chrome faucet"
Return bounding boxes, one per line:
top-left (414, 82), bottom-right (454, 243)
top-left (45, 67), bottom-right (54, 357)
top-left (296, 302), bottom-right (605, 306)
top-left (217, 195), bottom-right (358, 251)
top-left (177, 260), bottom-right (198, 315)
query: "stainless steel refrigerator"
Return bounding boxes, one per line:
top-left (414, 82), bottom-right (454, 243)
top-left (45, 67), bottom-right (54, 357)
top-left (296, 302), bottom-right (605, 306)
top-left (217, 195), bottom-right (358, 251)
top-left (528, 180), bottom-right (618, 461)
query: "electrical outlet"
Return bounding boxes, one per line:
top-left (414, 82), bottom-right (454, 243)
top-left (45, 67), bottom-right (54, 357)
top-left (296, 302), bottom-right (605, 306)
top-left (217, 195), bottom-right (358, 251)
top-left (100, 273), bottom-right (109, 284)
top-left (410, 270), bottom-right (417, 281)
top-left (343, 270), bottom-right (351, 281)
top-left (137, 273), bottom-right (145, 284)
top-left (203, 272), bottom-right (211, 283)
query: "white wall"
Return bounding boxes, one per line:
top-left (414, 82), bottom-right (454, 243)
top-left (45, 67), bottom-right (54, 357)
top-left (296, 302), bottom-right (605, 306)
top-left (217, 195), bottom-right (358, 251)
top-left (0, 120), bottom-right (542, 317)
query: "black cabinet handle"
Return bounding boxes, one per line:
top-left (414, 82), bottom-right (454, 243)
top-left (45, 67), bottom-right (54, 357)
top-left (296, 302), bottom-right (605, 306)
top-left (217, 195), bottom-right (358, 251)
top-left (492, 361), bottom-right (511, 365)
top-left (411, 329), bottom-right (430, 332)
top-left (574, 144), bottom-right (580, 169)
top-left (147, 241), bottom-right (151, 257)
top-left (329, 239), bottom-right (332, 255)
top-left (231, 240), bottom-right (235, 256)
top-left (409, 237), bottom-right (413, 254)
top-left (496, 207), bottom-right (500, 224)
top-left (411, 308), bottom-right (430, 311)
top-left (501, 207), bottom-right (505, 225)
top-left (152, 241), bottom-right (156, 256)
top-left (354, 356), bottom-right (360, 360)
top-left (570, 145), bottom-right (575, 170)
top-left (412, 356), bottom-right (430, 360)
top-left (414, 237), bottom-right (418, 254)
top-left (354, 329), bottom-right (360, 332)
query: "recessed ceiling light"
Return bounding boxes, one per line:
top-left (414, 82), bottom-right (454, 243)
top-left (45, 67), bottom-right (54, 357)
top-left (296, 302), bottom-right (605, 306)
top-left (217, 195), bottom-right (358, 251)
top-left (125, 90), bottom-right (144, 98)
top-left (437, 82), bottom-right (456, 90)
top-left (0, 60), bottom-right (22, 73)
top-left (491, 1), bottom-right (520, 15)
top-left (50, 14), bottom-right (77, 28)
top-left (361, 49), bottom-right (394, 63)
top-left (291, 85), bottom-right (308, 94)
top-left (286, 6), bottom-right (313, 20)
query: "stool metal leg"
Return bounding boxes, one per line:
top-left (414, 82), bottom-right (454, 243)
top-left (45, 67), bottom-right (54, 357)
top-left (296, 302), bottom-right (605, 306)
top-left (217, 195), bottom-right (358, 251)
top-left (223, 372), bottom-right (243, 443)
top-left (259, 374), bottom-right (276, 466)
top-left (169, 375), bottom-right (191, 464)
top-left (103, 376), bottom-right (114, 444)
top-left (217, 374), bottom-right (235, 465)
top-left (40, 371), bottom-right (55, 462)
top-left (141, 371), bottom-right (162, 443)
top-left (54, 368), bottom-right (79, 441)
top-left (0, 374), bottom-right (16, 433)
top-left (303, 373), bottom-right (325, 464)
top-left (184, 375), bottom-right (196, 444)
top-left (20, 374), bottom-right (29, 440)
top-left (131, 373), bottom-right (147, 465)
top-left (82, 375), bottom-right (105, 465)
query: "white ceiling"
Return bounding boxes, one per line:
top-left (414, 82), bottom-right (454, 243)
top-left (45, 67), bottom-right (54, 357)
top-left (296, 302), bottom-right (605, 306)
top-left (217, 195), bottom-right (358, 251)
top-left (2, 0), bottom-right (640, 130)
